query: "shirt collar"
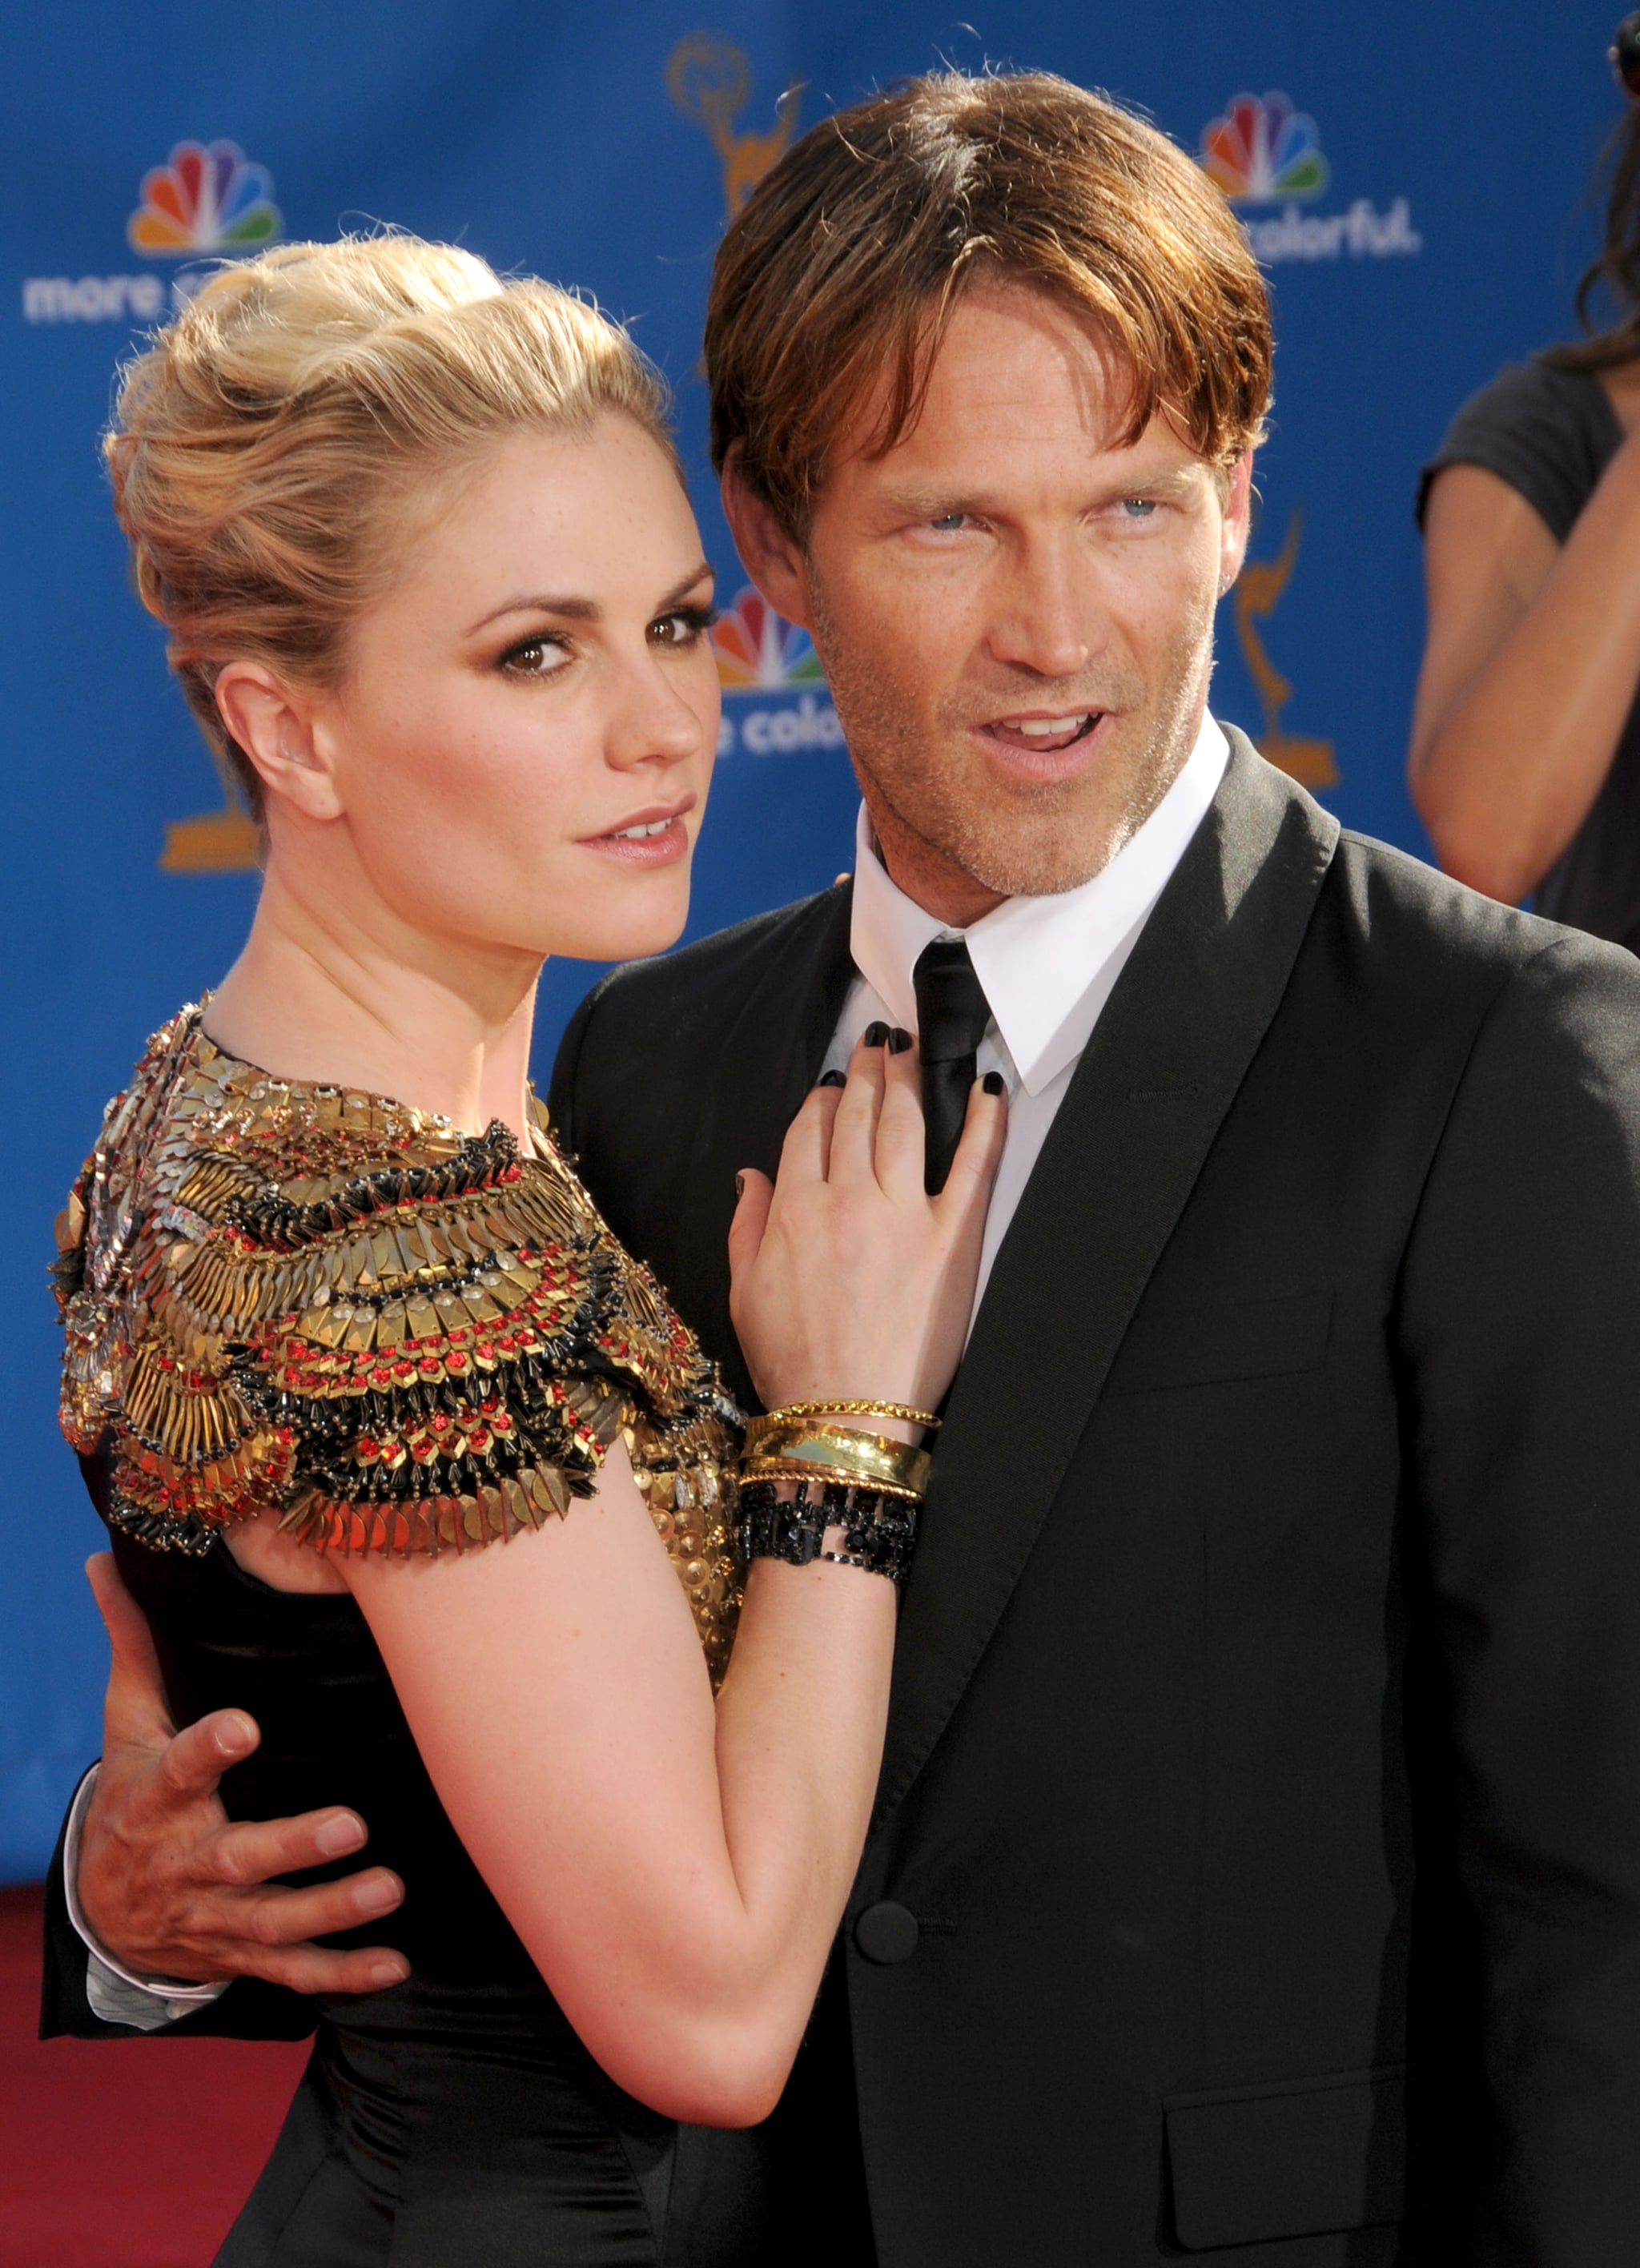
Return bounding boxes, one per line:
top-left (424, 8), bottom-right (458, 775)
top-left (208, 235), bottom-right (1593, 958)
top-left (848, 711), bottom-right (1229, 1096)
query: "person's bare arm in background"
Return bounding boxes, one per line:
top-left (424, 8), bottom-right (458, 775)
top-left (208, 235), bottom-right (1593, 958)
top-left (1410, 403), bottom-right (1640, 905)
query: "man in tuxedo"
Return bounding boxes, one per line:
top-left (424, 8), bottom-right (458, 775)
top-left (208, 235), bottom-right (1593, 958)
top-left (42, 71), bottom-right (1640, 2264)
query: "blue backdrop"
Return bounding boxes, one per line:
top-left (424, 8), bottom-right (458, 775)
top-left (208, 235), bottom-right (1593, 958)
top-left (0, 0), bottom-right (1621, 1878)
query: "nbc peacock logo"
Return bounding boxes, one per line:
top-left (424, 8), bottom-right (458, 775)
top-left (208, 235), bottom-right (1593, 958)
top-left (127, 140), bottom-right (282, 257)
top-left (711, 588), bottom-right (826, 692)
top-left (22, 137), bottom-right (284, 331)
top-left (1201, 93), bottom-right (1327, 204)
top-left (709, 589), bottom-right (842, 758)
top-left (1199, 90), bottom-right (1418, 266)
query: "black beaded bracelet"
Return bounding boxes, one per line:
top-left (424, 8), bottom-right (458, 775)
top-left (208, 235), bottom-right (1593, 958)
top-left (740, 1475), bottom-right (920, 1586)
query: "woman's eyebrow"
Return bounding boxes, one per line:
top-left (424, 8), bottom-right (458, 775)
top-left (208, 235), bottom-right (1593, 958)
top-left (467, 564), bottom-right (714, 637)
top-left (654, 563), bottom-right (716, 608)
top-left (468, 592), bottom-right (599, 633)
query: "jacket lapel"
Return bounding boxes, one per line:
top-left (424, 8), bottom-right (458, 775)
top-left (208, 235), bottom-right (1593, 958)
top-left (874, 736), bottom-right (1341, 1824)
top-left (678, 881), bottom-right (856, 1405)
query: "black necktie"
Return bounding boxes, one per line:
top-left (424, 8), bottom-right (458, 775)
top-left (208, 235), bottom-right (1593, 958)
top-left (913, 938), bottom-right (993, 1195)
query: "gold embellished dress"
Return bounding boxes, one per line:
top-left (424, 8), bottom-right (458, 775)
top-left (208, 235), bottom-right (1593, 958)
top-left (54, 1007), bottom-right (755, 2267)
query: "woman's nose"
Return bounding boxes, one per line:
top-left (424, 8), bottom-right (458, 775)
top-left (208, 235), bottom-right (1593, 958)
top-left (606, 658), bottom-right (713, 770)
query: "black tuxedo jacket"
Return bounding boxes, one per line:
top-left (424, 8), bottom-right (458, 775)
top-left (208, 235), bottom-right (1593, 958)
top-left (546, 736), bottom-right (1640, 2265)
top-left (42, 736), bottom-right (1640, 2264)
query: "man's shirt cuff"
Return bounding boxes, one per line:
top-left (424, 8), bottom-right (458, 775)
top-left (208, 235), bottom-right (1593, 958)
top-left (63, 1766), bottom-right (229, 2030)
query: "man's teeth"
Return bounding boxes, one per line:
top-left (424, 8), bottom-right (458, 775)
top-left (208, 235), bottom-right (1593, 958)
top-left (609, 818), bottom-right (673, 839)
top-left (997, 714), bottom-right (1092, 736)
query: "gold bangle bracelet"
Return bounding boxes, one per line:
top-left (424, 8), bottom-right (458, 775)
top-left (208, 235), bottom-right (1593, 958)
top-left (742, 1421), bottom-right (933, 1498)
top-left (739, 1457), bottom-right (926, 1504)
top-left (745, 1413), bottom-right (934, 1466)
top-left (759, 1400), bottom-right (941, 1431)
top-left (745, 1422), bottom-right (932, 1494)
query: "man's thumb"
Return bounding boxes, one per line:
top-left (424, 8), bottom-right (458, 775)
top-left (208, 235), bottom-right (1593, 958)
top-left (86, 1551), bottom-right (174, 1742)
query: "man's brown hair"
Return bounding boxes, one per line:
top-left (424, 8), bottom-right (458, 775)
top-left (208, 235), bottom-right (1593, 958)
top-left (705, 70), bottom-right (1273, 536)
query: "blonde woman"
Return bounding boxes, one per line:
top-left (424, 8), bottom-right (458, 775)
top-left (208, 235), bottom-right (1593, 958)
top-left (55, 235), bottom-right (1003, 2263)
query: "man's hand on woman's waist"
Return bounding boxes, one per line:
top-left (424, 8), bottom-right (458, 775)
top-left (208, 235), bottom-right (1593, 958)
top-left (74, 1552), bottom-right (410, 1998)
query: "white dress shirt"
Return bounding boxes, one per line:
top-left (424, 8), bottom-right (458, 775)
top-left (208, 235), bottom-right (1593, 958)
top-left (70, 710), bottom-right (1230, 2021)
top-left (822, 710), bottom-right (1229, 1313)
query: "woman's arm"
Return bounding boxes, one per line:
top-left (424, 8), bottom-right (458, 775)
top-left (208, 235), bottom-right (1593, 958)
top-left (1409, 437), bottom-right (1640, 904)
top-left (320, 1034), bottom-right (1002, 2127)
top-left (340, 1452), bottom-right (889, 2125)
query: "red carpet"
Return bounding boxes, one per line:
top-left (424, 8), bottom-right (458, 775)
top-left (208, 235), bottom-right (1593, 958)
top-left (0, 1884), bottom-right (309, 2266)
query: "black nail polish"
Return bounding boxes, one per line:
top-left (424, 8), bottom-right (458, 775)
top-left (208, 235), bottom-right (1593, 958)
top-left (888, 1027), bottom-right (913, 1055)
top-left (983, 1070), bottom-right (1005, 1096)
top-left (819, 1068), bottom-right (847, 1088)
top-left (734, 1171), bottom-right (746, 1200)
top-left (862, 1020), bottom-right (889, 1048)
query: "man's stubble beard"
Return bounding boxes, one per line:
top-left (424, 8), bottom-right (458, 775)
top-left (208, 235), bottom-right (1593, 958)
top-left (810, 577), bottom-right (1220, 901)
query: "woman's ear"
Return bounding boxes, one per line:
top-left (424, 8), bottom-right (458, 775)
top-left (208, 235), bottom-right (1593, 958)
top-left (214, 664), bottom-right (344, 822)
top-left (718, 450), bottom-right (816, 633)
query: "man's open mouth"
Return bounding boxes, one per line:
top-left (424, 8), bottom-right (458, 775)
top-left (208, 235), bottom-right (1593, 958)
top-left (981, 712), bottom-right (1103, 755)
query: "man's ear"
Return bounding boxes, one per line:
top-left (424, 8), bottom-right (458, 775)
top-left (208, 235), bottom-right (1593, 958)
top-left (214, 664), bottom-right (344, 823)
top-left (719, 450), bottom-right (816, 632)
top-left (1218, 451), bottom-right (1256, 594)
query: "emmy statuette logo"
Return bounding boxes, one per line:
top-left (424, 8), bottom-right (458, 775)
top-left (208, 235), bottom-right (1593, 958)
top-left (667, 34), bottom-right (799, 219)
top-left (160, 750), bottom-right (262, 875)
top-left (1233, 510), bottom-right (1338, 790)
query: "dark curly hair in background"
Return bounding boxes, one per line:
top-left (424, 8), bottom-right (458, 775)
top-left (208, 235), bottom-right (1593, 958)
top-left (1547, 10), bottom-right (1640, 372)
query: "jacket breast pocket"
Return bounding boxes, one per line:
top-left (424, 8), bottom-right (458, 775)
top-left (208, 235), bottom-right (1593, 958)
top-left (1164, 2065), bottom-right (1405, 2251)
top-left (1104, 1289), bottom-right (1333, 1397)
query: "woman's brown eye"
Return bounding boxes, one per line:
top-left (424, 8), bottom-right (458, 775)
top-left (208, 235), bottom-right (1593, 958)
top-left (501, 637), bottom-right (566, 675)
top-left (650, 605), bottom-right (718, 648)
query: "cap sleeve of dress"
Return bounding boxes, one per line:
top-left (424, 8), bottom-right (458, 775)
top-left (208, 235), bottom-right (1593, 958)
top-left (54, 1010), bottom-right (742, 1676)
top-left (1415, 356), bottom-right (1622, 543)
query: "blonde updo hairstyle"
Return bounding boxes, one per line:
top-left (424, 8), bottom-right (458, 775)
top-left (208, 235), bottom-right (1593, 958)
top-left (107, 235), bottom-right (677, 817)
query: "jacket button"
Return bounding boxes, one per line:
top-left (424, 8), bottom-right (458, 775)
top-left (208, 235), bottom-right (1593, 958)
top-left (854, 1900), bottom-right (919, 1964)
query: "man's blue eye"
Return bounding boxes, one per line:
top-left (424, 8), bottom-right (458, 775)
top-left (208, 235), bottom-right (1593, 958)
top-left (1122, 498), bottom-right (1158, 519)
top-left (929, 513), bottom-right (967, 532)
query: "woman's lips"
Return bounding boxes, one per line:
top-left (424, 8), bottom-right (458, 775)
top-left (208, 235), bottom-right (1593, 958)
top-left (581, 813), bottom-right (692, 866)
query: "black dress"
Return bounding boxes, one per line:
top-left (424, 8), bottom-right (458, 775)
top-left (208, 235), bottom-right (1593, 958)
top-left (54, 1007), bottom-right (763, 2266)
top-left (100, 1508), bottom-right (779, 2267)
top-left (1418, 355), bottom-right (1640, 952)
